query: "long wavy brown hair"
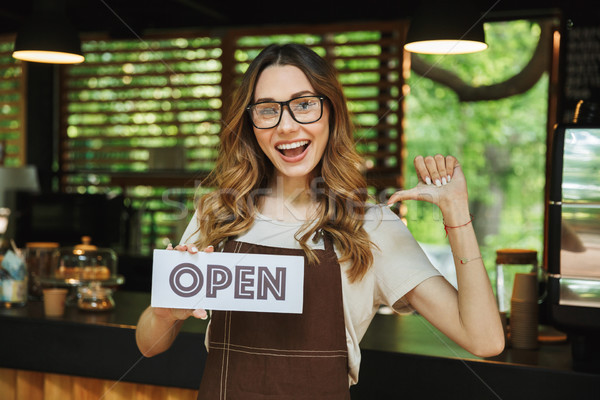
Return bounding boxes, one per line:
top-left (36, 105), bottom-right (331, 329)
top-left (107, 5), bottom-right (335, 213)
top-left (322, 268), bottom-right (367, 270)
top-left (194, 43), bottom-right (374, 282)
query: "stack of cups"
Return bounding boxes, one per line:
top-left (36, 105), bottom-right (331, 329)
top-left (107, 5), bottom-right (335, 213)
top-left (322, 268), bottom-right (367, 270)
top-left (510, 272), bottom-right (538, 349)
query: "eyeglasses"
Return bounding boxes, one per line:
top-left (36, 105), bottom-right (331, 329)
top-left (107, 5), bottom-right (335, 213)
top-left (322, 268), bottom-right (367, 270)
top-left (246, 95), bottom-right (325, 129)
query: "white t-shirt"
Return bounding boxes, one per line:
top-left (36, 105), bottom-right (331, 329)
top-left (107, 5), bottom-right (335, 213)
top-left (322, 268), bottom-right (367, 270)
top-left (180, 204), bottom-right (441, 385)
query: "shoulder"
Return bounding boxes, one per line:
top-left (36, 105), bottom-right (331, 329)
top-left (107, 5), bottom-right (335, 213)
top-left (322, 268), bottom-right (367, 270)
top-left (354, 205), bottom-right (441, 310)
top-left (363, 204), bottom-right (413, 242)
top-left (362, 204), bottom-right (435, 270)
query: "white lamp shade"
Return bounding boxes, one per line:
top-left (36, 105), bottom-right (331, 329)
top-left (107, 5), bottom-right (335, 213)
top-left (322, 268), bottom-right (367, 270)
top-left (405, 4), bottom-right (487, 55)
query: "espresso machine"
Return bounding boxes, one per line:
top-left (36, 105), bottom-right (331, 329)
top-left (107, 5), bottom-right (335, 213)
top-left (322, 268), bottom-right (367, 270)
top-left (547, 123), bottom-right (600, 372)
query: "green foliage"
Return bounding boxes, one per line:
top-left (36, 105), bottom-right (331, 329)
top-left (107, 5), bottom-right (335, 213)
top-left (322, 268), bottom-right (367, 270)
top-left (404, 20), bottom-right (548, 272)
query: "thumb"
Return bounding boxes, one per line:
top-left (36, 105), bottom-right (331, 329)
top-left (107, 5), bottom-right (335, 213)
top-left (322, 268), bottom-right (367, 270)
top-left (387, 187), bottom-right (421, 205)
top-left (388, 186), bottom-right (438, 205)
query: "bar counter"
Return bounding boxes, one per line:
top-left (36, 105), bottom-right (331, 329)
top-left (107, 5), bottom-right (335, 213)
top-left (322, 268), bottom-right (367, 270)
top-left (1, 291), bottom-right (599, 399)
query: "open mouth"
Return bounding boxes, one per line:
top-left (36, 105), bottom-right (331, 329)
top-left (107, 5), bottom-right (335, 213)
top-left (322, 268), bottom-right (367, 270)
top-left (276, 140), bottom-right (310, 158)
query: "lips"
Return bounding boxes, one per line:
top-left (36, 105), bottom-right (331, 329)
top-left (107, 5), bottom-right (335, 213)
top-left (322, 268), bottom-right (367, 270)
top-left (275, 140), bottom-right (310, 159)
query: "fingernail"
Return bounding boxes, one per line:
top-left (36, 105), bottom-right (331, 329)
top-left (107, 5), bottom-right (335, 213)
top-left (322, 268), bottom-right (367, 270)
top-left (441, 177), bottom-right (447, 185)
top-left (435, 179), bottom-right (441, 187)
top-left (425, 176), bottom-right (432, 185)
top-left (200, 313), bottom-right (208, 320)
top-left (207, 245), bottom-right (214, 250)
top-left (447, 175), bottom-right (451, 182)
top-left (191, 246), bottom-right (198, 253)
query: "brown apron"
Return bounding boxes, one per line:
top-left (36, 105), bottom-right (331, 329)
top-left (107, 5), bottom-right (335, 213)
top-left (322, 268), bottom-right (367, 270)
top-left (197, 238), bottom-right (350, 400)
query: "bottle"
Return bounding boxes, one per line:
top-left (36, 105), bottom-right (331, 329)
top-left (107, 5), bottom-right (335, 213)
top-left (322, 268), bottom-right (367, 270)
top-left (0, 245), bottom-right (27, 308)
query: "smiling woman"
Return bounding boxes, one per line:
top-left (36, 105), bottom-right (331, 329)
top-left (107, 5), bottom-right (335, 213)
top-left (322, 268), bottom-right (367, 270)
top-left (136, 42), bottom-right (504, 398)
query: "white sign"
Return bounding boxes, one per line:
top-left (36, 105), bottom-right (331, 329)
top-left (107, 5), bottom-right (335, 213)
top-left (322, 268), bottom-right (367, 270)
top-left (151, 250), bottom-right (305, 314)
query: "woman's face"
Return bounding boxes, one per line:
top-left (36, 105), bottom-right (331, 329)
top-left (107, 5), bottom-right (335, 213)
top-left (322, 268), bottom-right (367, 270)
top-left (251, 65), bottom-right (329, 183)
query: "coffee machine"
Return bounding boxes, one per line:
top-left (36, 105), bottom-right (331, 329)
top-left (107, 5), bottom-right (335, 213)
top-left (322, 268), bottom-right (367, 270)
top-left (547, 123), bottom-right (600, 372)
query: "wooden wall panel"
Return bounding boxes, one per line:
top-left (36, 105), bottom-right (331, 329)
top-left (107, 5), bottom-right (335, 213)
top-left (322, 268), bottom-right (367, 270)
top-left (71, 376), bottom-right (106, 400)
top-left (0, 368), bottom-right (17, 400)
top-left (43, 374), bottom-right (72, 400)
top-left (134, 383), bottom-right (169, 400)
top-left (15, 370), bottom-right (43, 400)
top-left (0, 369), bottom-right (198, 400)
top-left (166, 387), bottom-right (199, 400)
top-left (101, 380), bottom-right (136, 400)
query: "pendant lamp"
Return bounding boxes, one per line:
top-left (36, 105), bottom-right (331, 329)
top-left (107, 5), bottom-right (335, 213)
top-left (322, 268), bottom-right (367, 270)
top-left (12, 0), bottom-right (84, 64)
top-left (405, 3), bottom-right (488, 55)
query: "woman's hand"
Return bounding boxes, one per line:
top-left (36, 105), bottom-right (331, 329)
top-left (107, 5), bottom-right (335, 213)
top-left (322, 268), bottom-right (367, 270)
top-left (387, 154), bottom-right (468, 214)
top-left (153, 242), bottom-right (214, 321)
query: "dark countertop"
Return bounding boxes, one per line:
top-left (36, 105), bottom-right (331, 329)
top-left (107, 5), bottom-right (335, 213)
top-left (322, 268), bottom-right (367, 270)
top-left (0, 290), bottom-right (208, 390)
top-left (1, 291), bottom-right (599, 399)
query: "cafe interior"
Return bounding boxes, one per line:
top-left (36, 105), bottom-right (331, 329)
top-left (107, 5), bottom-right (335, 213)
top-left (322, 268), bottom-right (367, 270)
top-left (0, 0), bottom-right (599, 398)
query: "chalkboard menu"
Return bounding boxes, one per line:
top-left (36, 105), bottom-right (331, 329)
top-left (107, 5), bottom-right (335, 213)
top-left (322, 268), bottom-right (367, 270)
top-left (562, 23), bottom-right (600, 123)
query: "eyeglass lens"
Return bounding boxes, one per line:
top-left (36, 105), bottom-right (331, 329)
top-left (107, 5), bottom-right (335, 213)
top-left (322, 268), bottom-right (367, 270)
top-left (249, 96), bottom-right (323, 129)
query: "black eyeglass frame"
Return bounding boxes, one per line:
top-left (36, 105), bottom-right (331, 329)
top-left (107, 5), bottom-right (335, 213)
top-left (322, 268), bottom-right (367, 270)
top-left (246, 95), bottom-right (326, 129)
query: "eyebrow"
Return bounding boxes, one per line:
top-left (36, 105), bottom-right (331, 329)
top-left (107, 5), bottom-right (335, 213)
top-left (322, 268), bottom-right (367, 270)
top-left (254, 90), bottom-right (315, 103)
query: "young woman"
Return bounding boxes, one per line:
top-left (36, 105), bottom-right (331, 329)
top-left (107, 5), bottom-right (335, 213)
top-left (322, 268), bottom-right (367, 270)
top-left (136, 43), bottom-right (504, 398)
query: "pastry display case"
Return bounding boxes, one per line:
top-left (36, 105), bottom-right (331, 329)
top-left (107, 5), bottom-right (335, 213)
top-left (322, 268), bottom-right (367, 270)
top-left (40, 236), bottom-right (124, 310)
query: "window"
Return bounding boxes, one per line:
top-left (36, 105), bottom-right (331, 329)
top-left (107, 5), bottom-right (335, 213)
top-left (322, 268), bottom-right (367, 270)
top-left (61, 35), bottom-right (223, 252)
top-left (0, 35), bottom-right (26, 167)
top-left (404, 19), bottom-right (552, 284)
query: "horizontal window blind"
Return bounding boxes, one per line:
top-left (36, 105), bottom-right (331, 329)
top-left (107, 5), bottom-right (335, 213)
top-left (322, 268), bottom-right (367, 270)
top-left (60, 22), bottom-right (406, 253)
top-left (0, 36), bottom-right (26, 167)
top-left (60, 36), bottom-right (222, 252)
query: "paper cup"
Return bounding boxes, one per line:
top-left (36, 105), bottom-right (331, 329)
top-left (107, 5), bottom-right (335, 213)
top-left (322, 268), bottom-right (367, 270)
top-left (511, 273), bottom-right (538, 302)
top-left (43, 288), bottom-right (68, 317)
top-left (510, 298), bottom-right (539, 349)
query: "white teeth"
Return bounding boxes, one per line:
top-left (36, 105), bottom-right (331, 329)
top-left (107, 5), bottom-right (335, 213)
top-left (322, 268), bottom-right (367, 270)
top-left (276, 140), bottom-right (309, 150)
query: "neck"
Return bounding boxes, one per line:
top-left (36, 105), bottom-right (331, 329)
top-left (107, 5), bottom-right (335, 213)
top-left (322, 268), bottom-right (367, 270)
top-left (260, 172), bottom-right (317, 222)
top-left (273, 172), bottom-right (311, 199)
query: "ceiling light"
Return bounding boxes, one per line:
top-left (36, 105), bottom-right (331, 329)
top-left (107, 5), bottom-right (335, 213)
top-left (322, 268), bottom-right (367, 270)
top-left (405, 5), bottom-right (488, 55)
top-left (12, 0), bottom-right (84, 64)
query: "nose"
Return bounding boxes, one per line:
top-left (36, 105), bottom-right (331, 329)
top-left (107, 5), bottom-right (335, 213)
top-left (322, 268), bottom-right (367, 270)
top-left (277, 105), bottom-right (299, 133)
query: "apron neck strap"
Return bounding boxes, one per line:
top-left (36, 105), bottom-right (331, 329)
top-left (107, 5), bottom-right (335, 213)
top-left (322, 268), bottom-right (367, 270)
top-left (321, 230), bottom-right (335, 253)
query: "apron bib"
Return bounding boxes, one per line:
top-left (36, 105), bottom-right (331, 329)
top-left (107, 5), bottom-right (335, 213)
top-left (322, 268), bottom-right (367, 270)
top-left (197, 238), bottom-right (350, 400)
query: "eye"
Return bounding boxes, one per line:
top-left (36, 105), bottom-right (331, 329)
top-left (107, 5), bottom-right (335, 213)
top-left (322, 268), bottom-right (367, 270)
top-left (254, 103), bottom-right (279, 117)
top-left (292, 98), bottom-right (317, 113)
top-left (297, 101), bottom-right (311, 110)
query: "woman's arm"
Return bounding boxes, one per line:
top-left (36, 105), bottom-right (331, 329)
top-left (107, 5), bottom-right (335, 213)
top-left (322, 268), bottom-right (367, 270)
top-left (135, 243), bottom-right (211, 357)
top-left (388, 155), bottom-right (505, 357)
top-left (136, 306), bottom-right (191, 357)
